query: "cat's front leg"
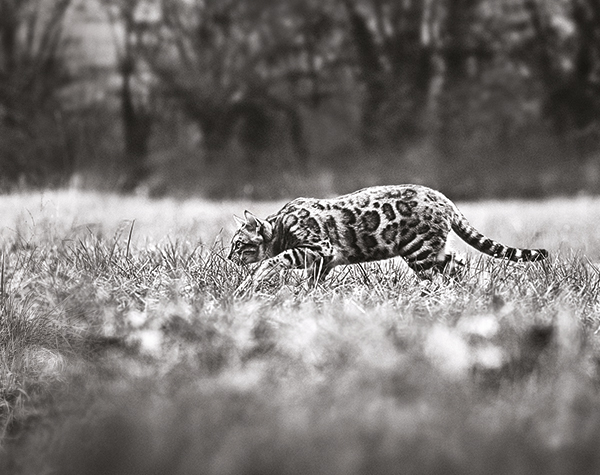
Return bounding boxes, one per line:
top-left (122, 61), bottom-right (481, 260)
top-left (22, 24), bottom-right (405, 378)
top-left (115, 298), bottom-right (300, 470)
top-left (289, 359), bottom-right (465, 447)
top-left (234, 252), bottom-right (293, 296)
top-left (234, 248), bottom-right (326, 295)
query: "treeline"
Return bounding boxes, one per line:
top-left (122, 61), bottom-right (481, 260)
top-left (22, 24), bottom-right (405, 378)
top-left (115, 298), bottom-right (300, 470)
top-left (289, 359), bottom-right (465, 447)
top-left (1, 0), bottom-right (599, 198)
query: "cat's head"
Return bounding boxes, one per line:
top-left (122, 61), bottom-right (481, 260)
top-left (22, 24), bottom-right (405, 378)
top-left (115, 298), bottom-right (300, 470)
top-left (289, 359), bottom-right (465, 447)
top-left (228, 210), bottom-right (273, 265)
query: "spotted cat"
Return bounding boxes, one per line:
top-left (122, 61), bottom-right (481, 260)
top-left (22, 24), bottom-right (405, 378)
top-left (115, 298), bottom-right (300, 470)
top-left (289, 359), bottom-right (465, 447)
top-left (228, 185), bottom-right (548, 291)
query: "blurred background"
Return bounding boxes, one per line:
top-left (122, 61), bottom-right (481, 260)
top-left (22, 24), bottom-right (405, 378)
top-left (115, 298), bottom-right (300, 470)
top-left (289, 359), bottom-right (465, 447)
top-left (0, 0), bottom-right (598, 200)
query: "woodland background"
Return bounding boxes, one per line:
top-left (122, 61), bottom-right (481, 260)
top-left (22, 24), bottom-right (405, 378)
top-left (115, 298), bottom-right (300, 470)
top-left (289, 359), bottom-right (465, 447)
top-left (1, 0), bottom-right (599, 199)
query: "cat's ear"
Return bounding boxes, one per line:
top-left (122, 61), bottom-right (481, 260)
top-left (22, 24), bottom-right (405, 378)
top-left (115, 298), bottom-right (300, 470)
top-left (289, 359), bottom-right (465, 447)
top-left (233, 214), bottom-right (246, 227)
top-left (244, 211), bottom-right (272, 240)
top-left (260, 220), bottom-right (273, 241)
top-left (243, 210), bottom-right (260, 230)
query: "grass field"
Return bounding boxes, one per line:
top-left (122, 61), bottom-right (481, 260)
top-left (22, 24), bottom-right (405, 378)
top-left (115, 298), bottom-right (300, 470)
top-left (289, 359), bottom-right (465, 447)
top-left (2, 190), bottom-right (600, 474)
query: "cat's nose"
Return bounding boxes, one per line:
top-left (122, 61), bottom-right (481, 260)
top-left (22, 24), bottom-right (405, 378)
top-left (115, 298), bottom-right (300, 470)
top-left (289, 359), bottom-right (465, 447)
top-left (227, 248), bottom-right (239, 263)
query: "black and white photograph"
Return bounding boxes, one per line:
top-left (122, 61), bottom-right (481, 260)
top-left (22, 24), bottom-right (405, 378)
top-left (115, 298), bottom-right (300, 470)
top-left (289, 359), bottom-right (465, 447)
top-left (1, 1), bottom-right (599, 473)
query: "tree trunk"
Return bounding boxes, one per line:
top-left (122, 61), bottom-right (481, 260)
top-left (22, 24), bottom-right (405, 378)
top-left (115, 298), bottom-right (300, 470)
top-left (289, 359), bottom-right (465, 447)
top-left (119, 12), bottom-right (151, 192)
top-left (344, 0), bottom-right (385, 147)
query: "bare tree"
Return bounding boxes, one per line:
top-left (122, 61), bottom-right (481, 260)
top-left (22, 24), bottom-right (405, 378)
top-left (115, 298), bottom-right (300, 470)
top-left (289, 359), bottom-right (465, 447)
top-left (136, 0), bottom-right (311, 168)
top-left (0, 0), bottom-right (72, 183)
top-left (101, 0), bottom-right (154, 190)
top-left (342, 0), bottom-right (442, 147)
top-left (536, 0), bottom-right (600, 134)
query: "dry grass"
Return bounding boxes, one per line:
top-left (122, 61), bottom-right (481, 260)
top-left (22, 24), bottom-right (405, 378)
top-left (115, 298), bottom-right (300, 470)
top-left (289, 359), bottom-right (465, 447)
top-left (0, 190), bottom-right (600, 474)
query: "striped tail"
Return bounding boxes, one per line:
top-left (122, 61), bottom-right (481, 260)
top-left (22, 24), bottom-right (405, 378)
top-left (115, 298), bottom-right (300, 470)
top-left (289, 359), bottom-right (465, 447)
top-left (451, 212), bottom-right (548, 262)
